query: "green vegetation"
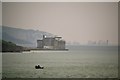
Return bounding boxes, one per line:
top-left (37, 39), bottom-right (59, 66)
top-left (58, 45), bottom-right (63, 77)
top-left (1, 40), bottom-right (24, 52)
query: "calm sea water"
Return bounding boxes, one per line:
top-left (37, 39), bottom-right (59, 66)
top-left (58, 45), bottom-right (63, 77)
top-left (2, 46), bottom-right (118, 78)
top-left (0, 53), bottom-right (2, 79)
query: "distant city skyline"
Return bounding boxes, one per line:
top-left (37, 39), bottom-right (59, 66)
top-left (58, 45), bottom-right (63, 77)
top-left (2, 2), bottom-right (118, 45)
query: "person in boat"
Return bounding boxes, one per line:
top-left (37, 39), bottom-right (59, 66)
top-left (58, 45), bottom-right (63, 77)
top-left (38, 64), bottom-right (40, 68)
top-left (35, 64), bottom-right (44, 69)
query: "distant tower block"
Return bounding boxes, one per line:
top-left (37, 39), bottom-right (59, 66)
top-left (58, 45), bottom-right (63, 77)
top-left (37, 35), bottom-right (66, 50)
top-left (37, 40), bottom-right (43, 48)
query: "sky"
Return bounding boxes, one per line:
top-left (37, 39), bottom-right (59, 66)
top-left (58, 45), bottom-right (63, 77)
top-left (0, 2), bottom-right (2, 40)
top-left (0, 2), bottom-right (1, 25)
top-left (2, 2), bottom-right (118, 45)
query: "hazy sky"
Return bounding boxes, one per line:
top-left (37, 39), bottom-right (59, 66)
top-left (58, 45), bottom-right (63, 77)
top-left (2, 2), bottom-right (118, 45)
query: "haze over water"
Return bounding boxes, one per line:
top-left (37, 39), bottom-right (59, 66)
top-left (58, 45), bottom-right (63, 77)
top-left (1, 2), bottom-right (118, 78)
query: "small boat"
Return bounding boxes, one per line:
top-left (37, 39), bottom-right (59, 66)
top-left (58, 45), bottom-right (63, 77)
top-left (35, 65), bottom-right (44, 69)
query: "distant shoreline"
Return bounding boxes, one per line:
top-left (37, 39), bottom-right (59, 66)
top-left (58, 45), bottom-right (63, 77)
top-left (2, 45), bottom-right (118, 53)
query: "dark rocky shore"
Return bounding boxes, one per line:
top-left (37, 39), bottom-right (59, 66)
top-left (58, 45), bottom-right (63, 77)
top-left (1, 40), bottom-right (29, 52)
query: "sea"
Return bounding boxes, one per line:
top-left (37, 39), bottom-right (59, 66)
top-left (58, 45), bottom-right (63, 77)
top-left (2, 45), bottom-right (118, 78)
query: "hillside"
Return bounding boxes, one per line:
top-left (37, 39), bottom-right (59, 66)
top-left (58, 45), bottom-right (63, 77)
top-left (2, 40), bottom-right (24, 52)
top-left (2, 26), bottom-right (54, 47)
